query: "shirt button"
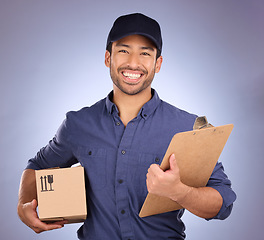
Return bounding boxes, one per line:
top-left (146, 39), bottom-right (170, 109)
top-left (118, 179), bottom-right (123, 184)
top-left (121, 150), bottom-right (126, 155)
top-left (121, 210), bottom-right (125, 214)
top-left (116, 121), bottom-right (121, 126)
top-left (155, 157), bottom-right (160, 163)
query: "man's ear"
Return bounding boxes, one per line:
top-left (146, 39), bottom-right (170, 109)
top-left (155, 56), bottom-right (163, 73)
top-left (105, 50), bottom-right (111, 68)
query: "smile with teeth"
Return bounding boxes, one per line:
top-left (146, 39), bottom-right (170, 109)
top-left (122, 71), bottom-right (142, 80)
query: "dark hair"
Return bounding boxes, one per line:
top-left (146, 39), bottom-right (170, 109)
top-left (106, 42), bottom-right (112, 54)
top-left (106, 42), bottom-right (161, 60)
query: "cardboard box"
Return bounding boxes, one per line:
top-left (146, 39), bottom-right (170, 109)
top-left (35, 166), bottom-right (87, 223)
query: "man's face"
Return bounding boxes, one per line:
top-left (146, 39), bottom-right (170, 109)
top-left (105, 35), bottom-right (162, 96)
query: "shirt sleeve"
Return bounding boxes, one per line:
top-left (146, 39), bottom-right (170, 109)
top-left (26, 114), bottom-right (78, 170)
top-left (205, 162), bottom-right (237, 220)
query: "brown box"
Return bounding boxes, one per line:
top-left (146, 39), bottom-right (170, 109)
top-left (35, 166), bottom-right (87, 223)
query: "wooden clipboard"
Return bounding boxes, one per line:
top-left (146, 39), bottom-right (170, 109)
top-left (139, 124), bottom-right (234, 218)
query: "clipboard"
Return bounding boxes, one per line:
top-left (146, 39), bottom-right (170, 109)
top-left (139, 123), bottom-right (234, 218)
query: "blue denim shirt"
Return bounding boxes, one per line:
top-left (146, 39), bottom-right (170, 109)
top-left (27, 89), bottom-right (236, 240)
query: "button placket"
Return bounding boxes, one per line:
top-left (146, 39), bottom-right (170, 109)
top-left (115, 122), bottom-right (138, 239)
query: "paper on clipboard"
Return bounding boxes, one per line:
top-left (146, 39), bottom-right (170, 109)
top-left (139, 123), bottom-right (234, 218)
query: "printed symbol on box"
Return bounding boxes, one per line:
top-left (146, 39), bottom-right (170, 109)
top-left (40, 175), bottom-right (54, 192)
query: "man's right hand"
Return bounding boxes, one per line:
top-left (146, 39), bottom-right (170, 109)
top-left (17, 199), bottom-right (68, 233)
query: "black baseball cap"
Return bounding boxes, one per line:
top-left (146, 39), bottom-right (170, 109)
top-left (106, 13), bottom-right (162, 53)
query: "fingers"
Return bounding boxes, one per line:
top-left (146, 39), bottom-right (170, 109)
top-left (147, 153), bottom-right (177, 176)
top-left (22, 199), bottom-right (66, 234)
top-left (146, 153), bottom-right (181, 197)
top-left (148, 163), bottom-right (163, 175)
top-left (146, 164), bottom-right (163, 193)
top-left (30, 215), bottom-right (67, 233)
top-left (32, 220), bottom-right (65, 234)
top-left (30, 217), bottom-right (67, 233)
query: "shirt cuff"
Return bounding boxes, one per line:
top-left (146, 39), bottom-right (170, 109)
top-left (206, 185), bottom-right (237, 220)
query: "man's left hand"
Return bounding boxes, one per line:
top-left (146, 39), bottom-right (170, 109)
top-left (146, 153), bottom-right (191, 202)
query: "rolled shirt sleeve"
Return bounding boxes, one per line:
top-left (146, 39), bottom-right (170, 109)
top-left (206, 162), bottom-right (237, 220)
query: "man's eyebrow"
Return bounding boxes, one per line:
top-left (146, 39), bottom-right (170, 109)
top-left (115, 43), bottom-right (155, 51)
top-left (115, 43), bottom-right (130, 48)
top-left (141, 46), bottom-right (155, 51)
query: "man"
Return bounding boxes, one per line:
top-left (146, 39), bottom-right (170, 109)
top-left (18, 13), bottom-right (236, 239)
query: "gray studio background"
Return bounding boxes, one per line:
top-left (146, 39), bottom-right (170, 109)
top-left (1, 0), bottom-right (263, 239)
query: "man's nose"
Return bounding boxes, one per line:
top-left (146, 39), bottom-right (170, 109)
top-left (127, 53), bottom-right (140, 69)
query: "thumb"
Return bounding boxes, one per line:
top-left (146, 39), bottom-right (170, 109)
top-left (31, 199), bottom-right (38, 210)
top-left (169, 153), bottom-right (177, 171)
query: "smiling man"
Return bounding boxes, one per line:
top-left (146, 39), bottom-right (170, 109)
top-left (18, 13), bottom-right (236, 239)
top-left (105, 34), bottom-right (163, 126)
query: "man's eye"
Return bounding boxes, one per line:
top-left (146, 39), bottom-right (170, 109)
top-left (119, 50), bottom-right (128, 53)
top-left (141, 52), bottom-right (151, 56)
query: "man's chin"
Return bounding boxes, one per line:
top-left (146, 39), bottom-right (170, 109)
top-left (120, 88), bottom-right (143, 96)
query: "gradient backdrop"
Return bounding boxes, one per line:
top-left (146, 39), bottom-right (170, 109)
top-left (1, 0), bottom-right (263, 239)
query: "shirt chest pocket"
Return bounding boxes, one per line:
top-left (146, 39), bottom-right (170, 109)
top-left (77, 146), bottom-right (107, 190)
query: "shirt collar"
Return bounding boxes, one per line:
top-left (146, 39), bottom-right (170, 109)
top-left (105, 89), bottom-right (161, 119)
top-left (140, 88), bottom-right (161, 120)
top-left (105, 91), bottom-right (118, 114)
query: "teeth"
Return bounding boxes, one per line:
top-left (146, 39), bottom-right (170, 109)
top-left (123, 72), bottom-right (141, 79)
